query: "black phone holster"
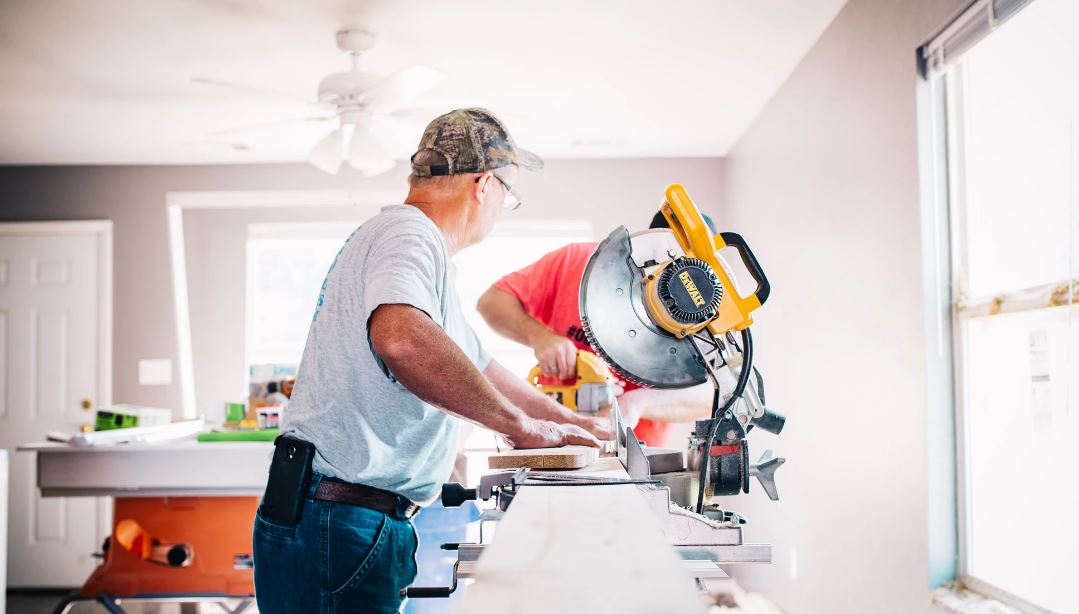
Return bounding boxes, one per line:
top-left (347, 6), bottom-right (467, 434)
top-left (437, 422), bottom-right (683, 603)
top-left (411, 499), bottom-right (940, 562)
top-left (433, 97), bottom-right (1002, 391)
top-left (259, 434), bottom-right (316, 526)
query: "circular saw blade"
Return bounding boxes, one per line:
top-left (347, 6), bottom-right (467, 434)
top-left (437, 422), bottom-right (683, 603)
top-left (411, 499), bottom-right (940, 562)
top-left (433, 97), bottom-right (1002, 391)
top-left (579, 226), bottom-right (708, 389)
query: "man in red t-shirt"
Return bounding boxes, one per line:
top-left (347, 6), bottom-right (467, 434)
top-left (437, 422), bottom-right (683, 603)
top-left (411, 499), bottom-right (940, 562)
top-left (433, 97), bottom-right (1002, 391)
top-left (477, 212), bottom-right (715, 447)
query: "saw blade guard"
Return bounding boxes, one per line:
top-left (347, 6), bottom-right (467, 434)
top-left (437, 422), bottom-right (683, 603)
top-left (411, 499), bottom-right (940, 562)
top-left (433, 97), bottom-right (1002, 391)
top-left (579, 226), bottom-right (709, 389)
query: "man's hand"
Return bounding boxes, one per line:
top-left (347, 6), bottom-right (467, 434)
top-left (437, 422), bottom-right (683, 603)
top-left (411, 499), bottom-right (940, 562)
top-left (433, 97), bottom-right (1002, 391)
top-left (533, 331), bottom-right (578, 380)
top-left (574, 413), bottom-right (615, 441)
top-left (507, 419), bottom-right (601, 449)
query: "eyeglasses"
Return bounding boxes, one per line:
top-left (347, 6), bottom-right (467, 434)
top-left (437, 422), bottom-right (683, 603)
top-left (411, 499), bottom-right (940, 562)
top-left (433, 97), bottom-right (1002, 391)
top-left (492, 173), bottom-right (522, 211)
top-left (476, 172), bottom-right (522, 211)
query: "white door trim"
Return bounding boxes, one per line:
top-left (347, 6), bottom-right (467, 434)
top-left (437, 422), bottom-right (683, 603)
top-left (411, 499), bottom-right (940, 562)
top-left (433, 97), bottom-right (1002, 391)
top-left (0, 220), bottom-right (113, 413)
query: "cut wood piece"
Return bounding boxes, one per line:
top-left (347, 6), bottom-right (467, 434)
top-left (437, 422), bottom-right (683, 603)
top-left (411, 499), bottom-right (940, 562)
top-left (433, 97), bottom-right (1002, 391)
top-left (487, 446), bottom-right (598, 470)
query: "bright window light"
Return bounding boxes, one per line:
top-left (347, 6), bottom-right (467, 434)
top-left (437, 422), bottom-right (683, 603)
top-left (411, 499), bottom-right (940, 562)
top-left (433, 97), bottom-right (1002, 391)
top-left (246, 222), bottom-right (359, 370)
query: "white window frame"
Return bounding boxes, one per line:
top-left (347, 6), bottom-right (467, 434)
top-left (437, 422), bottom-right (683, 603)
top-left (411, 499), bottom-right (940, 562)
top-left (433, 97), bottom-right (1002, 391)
top-left (946, 64), bottom-right (1075, 614)
top-left (919, 2), bottom-right (1077, 611)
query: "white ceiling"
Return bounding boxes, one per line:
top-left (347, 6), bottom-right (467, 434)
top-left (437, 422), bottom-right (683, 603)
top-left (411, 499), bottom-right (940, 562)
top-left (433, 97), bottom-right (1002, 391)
top-left (0, 0), bottom-right (846, 165)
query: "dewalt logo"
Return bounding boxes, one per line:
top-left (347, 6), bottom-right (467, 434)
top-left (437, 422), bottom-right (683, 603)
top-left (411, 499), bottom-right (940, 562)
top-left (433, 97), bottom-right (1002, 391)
top-left (678, 271), bottom-right (706, 307)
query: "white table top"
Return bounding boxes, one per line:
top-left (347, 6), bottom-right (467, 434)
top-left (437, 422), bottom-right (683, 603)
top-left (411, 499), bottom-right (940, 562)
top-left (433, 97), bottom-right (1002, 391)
top-left (19, 440), bottom-right (272, 497)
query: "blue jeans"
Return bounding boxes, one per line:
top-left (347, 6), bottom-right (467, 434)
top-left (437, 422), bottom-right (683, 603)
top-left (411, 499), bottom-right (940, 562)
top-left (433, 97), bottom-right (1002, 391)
top-left (252, 473), bottom-right (419, 613)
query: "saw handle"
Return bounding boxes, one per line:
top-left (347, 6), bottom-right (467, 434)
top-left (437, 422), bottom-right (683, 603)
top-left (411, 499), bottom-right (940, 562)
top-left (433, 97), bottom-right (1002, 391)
top-left (717, 232), bottom-right (770, 306)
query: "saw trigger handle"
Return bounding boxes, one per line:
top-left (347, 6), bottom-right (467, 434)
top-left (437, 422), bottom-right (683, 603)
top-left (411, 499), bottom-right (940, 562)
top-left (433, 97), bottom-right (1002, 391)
top-left (718, 232), bottom-right (770, 306)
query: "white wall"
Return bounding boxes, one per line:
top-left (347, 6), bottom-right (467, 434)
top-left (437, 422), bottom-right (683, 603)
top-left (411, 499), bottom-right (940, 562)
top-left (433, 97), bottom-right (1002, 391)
top-left (719, 0), bottom-right (965, 612)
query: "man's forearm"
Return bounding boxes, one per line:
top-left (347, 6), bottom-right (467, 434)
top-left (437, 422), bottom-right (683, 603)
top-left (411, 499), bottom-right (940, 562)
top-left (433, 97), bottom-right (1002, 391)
top-left (476, 287), bottom-right (552, 347)
top-left (484, 359), bottom-right (589, 427)
top-left (369, 305), bottom-right (528, 437)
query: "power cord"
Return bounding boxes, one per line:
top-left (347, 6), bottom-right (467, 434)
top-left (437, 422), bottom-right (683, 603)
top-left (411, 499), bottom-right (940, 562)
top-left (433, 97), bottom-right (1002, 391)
top-left (695, 327), bottom-right (754, 515)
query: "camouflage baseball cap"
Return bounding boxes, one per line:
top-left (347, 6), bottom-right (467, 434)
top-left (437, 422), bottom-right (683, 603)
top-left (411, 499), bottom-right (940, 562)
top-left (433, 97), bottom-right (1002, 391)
top-left (411, 108), bottom-right (543, 177)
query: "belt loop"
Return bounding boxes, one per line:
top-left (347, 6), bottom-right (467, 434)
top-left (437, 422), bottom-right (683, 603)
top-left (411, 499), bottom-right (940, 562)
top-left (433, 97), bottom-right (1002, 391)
top-left (306, 472), bottom-right (324, 501)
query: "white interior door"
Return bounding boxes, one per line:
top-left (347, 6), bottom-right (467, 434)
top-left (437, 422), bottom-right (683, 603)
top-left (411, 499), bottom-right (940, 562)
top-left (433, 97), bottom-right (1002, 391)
top-left (0, 221), bottom-right (112, 587)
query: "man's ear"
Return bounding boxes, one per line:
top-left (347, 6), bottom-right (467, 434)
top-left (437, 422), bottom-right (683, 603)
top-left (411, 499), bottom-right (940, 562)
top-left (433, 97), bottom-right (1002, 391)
top-left (472, 172), bottom-right (492, 205)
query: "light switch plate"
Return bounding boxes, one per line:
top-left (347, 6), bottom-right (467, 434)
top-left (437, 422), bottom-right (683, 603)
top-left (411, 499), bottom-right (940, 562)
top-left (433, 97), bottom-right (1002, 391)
top-left (138, 359), bottom-right (173, 386)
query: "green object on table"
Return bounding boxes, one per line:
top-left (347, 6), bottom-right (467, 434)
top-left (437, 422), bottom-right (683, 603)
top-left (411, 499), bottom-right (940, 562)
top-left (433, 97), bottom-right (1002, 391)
top-left (225, 402), bottom-right (247, 422)
top-left (96, 412), bottom-right (139, 431)
top-left (95, 405), bottom-right (172, 431)
top-left (197, 428), bottom-right (279, 442)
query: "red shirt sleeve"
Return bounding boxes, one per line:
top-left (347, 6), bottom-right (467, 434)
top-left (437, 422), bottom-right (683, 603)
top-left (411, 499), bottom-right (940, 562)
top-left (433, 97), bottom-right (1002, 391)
top-left (492, 243), bottom-right (595, 325)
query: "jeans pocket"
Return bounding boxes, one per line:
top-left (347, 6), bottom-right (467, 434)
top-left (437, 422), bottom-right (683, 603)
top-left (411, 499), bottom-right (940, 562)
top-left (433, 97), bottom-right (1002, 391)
top-left (327, 506), bottom-right (389, 597)
top-left (254, 509), bottom-right (297, 542)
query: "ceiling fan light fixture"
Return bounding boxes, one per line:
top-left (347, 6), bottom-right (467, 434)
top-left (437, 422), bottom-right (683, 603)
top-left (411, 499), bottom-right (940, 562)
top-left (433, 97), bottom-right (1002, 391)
top-left (309, 127), bottom-right (345, 174)
top-left (347, 128), bottom-right (395, 176)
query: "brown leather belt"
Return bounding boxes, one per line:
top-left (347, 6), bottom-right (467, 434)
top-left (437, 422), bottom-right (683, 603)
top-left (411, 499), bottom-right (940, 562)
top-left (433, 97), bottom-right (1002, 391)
top-left (313, 478), bottom-right (420, 519)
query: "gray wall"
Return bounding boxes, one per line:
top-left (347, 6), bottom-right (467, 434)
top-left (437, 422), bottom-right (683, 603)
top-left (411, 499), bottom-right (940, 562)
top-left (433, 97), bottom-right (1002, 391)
top-left (718, 0), bottom-right (964, 612)
top-left (0, 159), bottom-right (724, 413)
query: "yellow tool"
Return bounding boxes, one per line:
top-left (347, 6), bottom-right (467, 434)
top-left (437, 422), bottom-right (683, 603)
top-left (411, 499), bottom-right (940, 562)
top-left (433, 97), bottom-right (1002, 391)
top-left (579, 183), bottom-right (772, 388)
top-left (527, 351), bottom-right (616, 415)
top-left (644, 184), bottom-right (770, 338)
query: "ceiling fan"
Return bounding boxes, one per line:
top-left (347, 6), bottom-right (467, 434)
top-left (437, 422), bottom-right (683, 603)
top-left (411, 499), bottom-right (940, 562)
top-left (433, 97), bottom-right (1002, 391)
top-left (193, 28), bottom-right (443, 176)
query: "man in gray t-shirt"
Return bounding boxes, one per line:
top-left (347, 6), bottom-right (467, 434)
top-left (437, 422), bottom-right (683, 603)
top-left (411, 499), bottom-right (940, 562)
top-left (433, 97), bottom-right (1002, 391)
top-left (252, 108), bottom-right (609, 614)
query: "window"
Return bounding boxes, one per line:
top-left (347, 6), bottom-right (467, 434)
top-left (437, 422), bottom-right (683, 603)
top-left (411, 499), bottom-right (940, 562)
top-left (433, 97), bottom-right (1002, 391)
top-left (246, 222), bottom-right (359, 371)
top-left (923, 1), bottom-right (1078, 610)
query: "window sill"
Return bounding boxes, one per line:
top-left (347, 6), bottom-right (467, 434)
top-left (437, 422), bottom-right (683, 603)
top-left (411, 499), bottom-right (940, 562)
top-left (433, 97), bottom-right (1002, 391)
top-left (930, 582), bottom-right (1022, 614)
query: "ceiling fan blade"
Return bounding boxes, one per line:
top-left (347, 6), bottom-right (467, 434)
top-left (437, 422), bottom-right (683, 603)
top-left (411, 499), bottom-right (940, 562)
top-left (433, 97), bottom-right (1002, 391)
top-left (359, 66), bottom-right (443, 113)
top-left (381, 107), bottom-right (528, 126)
top-left (310, 127), bottom-right (345, 174)
top-left (347, 128), bottom-right (395, 176)
top-left (208, 115), bottom-right (337, 137)
top-left (182, 139), bottom-right (251, 152)
top-left (382, 107), bottom-right (445, 124)
top-left (192, 77), bottom-right (331, 110)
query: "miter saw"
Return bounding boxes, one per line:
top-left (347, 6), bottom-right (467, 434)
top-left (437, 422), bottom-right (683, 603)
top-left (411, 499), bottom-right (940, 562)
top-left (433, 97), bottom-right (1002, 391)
top-left (580, 182), bottom-right (787, 514)
top-left (406, 184), bottom-right (787, 598)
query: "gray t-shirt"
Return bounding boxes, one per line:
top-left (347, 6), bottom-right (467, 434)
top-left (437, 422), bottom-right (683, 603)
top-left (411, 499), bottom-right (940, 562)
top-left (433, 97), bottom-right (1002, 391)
top-left (283, 205), bottom-right (489, 504)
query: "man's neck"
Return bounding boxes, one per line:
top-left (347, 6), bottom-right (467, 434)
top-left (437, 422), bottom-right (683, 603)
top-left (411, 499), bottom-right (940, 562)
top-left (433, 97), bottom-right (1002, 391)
top-left (403, 195), bottom-right (470, 255)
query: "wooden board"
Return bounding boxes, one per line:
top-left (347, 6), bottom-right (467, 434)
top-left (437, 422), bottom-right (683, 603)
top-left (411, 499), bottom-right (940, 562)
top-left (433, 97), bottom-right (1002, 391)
top-left (487, 446), bottom-right (598, 470)
top-left (459, 457), bottom-right (705, 613)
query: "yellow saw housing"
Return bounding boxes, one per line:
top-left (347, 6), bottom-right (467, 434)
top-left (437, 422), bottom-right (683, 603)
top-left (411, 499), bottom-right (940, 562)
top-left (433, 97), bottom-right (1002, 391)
top-left (643, 184), bottom-right (770, 338)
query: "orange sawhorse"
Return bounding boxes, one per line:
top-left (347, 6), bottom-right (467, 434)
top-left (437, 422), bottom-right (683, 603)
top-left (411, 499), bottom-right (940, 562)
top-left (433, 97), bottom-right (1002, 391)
top-left (52, 496), bottom-right (259, 614)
